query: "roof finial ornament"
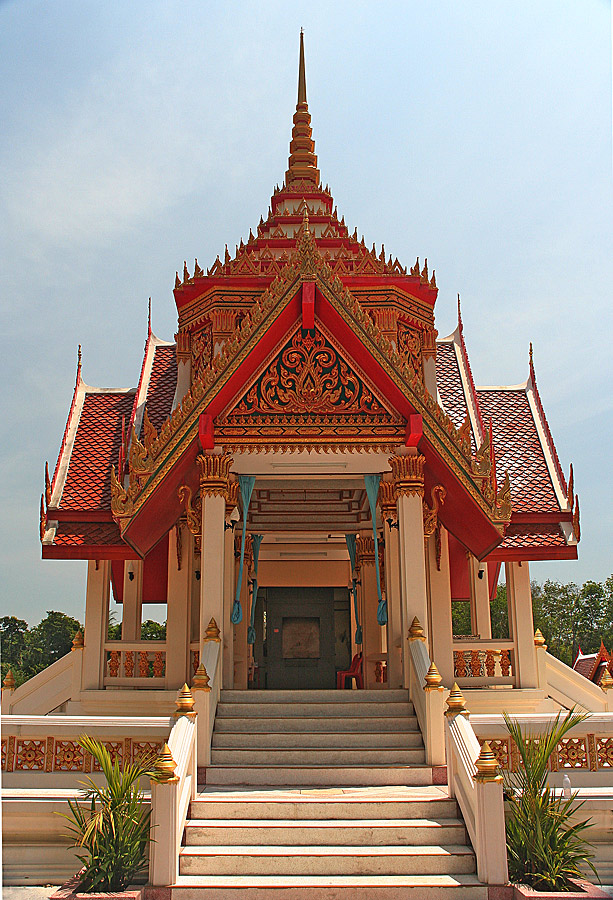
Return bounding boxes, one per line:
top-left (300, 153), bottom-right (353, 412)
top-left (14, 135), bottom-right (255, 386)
top-left (148, 297), bottom-right (152, 336)
top-left (457, 293), bottom-right (463, 331)
top-left (285, 31), bottom-right (320, 188)
top-left (76, 344), bottom-right (82, 385)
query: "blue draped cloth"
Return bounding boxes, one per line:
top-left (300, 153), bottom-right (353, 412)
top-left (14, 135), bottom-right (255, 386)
top-left (247, 534), bottom-right (264, 644)
top-left (345, 533), bottom-right (362, 645)
top-left (230, 475), bottom-right (256, 624)
top-left (364, 474), bottom-right (387, 625)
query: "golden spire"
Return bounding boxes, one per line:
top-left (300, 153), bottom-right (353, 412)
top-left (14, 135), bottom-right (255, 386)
top-left (285, 30), bottom-right (320, 188)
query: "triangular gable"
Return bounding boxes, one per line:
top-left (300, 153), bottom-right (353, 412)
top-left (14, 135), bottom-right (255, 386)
top-left (216, 323), bottom-right (405, 451)
top-left (116, 233), bottom-right (505, 556)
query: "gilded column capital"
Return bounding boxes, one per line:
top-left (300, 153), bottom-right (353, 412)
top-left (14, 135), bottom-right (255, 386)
top-left (356, 535), bottom-right (376, 567)
top-left (197, 452), bottom-right (233, 497)
top-left (226, 479), bottom-right (239, 512)
top-left (389, 454), bottom-right (425, 497)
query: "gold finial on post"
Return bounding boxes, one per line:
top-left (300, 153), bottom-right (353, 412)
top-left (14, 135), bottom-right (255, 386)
top-left (408, 617), bottom-right (426, 642)
top-left (154, 743), bottom-right (178, 782)
top-left (534, 628), bottom-right (547, 649)
top-left (174, 683), bottom-right (196, 717)
top-left (3, 669), bottom-right (16, 690)
top-left (445, 682), bottom-right (469, 718)
top-left (423, 661), bottom-right (443, 691)
top-left (71, 630), bottom-right (84, 650)
top-left (192, 663), bottom-right (211, 692)
top-left (204, 618), bottom-right (221, 643)
top-left (474, 741), bottom-right (503, 783)
top-left (600, 669), bottom-right (613, 692)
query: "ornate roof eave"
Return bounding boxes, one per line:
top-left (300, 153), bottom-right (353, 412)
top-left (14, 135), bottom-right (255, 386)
top-left (113, 228), bottom-right (509, 556)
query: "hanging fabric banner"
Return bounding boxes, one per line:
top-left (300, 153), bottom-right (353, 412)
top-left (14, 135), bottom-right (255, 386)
top-left (364, 474), bottom-right (387, 625)
top-left (345, 533), bottom-right (362, 645)
top-left (231, 475), bottom-right (256, 624)
top-left (247, 534), bottom-right (264, 644)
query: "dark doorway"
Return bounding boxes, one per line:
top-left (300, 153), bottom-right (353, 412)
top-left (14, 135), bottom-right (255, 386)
top-left (255, 587), bottom-right (349, 689)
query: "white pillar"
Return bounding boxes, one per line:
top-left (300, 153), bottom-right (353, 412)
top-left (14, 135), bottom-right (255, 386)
top-left (392, 453), bottom-right (428, 689)
top-left (197, 453), bottom-right (232, 667)
top-left (427, 525), bottom-right (455, 687)
top-left (505, 561), bottom-right (538, 689)
top-left (122, 560), bottom-right (142, 641)
top-left (469, 556), bottom-right (492, 640)
top-left (82, 560), bottom-right (110, 690)
top-left (222, 523), bottom-right (236, 689)
top-left (233, 535), bottom-right (251, 690)
top-left (165, 524), bottom-right (191, 689)
top-left (379, 480), bottom-right (403, 690)
top-left (357, 537), bottom-right (380, 689)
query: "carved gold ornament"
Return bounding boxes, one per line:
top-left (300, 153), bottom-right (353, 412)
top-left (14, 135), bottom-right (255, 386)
top-left (422, 484), bottom-right (446, 538)
top-left (197, 452), bottom-right (233, 497)
top-left (177, 484), bottom-right (202, 553)
top-left (389, 454), bottom-right (425, 497)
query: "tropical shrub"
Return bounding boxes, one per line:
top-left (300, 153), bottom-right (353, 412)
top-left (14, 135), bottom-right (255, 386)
top-left (503, 708), bottom-right (597, 892)
top-left (60, 735), bottom-right (159, 892)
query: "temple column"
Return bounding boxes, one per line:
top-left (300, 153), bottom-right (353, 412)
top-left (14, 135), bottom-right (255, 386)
top-left (198, 453), bottom-right (232, 668)
top-left (427, 525), bottom-right (455, 687)
top-left (165, 523), bottom-right (191, 689)
top-left (469, 556), bottom-right (492, 639)
top-left (82, 560), bottom-right (110, 690)
top-left (233, 534), bottom-right (252, 690)
top-left (357, 536), bottom-right (380, 689)
top-left (505, 561), bottom-right (538, 689)
top-left (122, 560), bottom-right (143, 641)
top-left (222, 481), bottom-right (238, 689)
top-left (391, 453), bottom-right (428, 689)
top-left (379, 480), bottom-right (403, 689)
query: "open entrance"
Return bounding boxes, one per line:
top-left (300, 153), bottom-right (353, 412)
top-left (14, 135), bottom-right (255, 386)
top-left (252, 587), bottom-right (351, 689)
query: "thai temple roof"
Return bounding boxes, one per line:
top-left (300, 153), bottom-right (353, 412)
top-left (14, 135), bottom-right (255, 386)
top-left (41, 33), bottom-right (579, 565)
top-left (573, 642), bottom-right (613, 686)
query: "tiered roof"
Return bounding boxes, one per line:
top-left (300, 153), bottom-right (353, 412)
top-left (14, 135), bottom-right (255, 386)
top-left (41, 33), bottom-right (578, 564)
top-left (573, 642), bottom-right (613, 687)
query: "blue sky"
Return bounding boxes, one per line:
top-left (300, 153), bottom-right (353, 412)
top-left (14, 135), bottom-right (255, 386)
top-left (1, 1), bottom-right (611, 625)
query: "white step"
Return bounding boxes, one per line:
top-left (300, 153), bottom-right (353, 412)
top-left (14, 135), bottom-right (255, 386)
top-left (183, 817), bottom-right (467, 846)
top-left (219, 690), bottom-right (410, 704)
top-left (205, 765), bottom-right (435, 786)
top-left (178, 844), bottom-right (476, 876)
top-left (215, 702), bottom-right (414, 718)
top-left (214, 716), bottom-right (419, 733)
top-left (210, 748), bottom-right (426, 766)
top-left (171, 874), bottom-right (488, 899)
top-left (212, 731), bottom-right (422, 749)
top-left (189, 792), bottom-right (458, 821)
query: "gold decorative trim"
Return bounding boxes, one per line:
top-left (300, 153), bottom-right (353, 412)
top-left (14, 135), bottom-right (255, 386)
top-left (177, 485), bottom-right (202, 554)
top-left (423, 484), bottom-right (446, 538)
top-left (389, 454), bottom-right (425, 497)
top-left (197, 452), bottom-right (232, 497)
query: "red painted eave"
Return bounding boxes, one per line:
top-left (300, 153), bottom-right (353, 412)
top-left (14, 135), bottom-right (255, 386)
top-left (42, 544), bottom-right (139, 560)
top-left (486, 545), bottom-right (578, 562)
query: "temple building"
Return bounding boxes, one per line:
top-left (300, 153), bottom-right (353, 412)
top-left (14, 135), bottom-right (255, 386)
top-left (7, 34), bottom-right (611, 897)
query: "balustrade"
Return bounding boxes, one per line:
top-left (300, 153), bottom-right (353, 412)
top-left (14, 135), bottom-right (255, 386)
top-left (452, 640), bottom-right (515, 686)
top-left (103, 642), bottom-right (167, 685)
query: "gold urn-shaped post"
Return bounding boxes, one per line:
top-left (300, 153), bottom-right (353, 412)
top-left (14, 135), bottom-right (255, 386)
top-left (474, 741), bottom-right (503, 783)
top-left (423, 661), bottom-right (443, 691)
top-left (408, 617), bottom-right (426, 642)
top-left (174, 683), bottom-right (196, 717)
top-left (445, 682), bottom-right (469, 718)
top-left (71, 630), bottom-right (84, 650)
top-left (204, 618), bottom-right (221, 643)
top-left (192, 663), bottom-right (211, 692)
top-left (3, 669), bottom-right (16, 690)
top-left (534, 628), bottom-right (547, 649)
top-left (154, 743), bottom-right (178, 783)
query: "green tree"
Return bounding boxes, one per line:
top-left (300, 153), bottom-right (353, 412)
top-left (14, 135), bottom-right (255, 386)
top-left (28, 611), bottom-right (82, 667)
top-left (140, 620), bottom-right (166, 641)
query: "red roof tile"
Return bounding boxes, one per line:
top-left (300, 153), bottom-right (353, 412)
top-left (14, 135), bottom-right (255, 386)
top-left (436, 342), bottom-right (470, 432)
top-left (498, 522), bottom-right (566, 549)
top-left (53, 521), bottom-right (124, 546)
top-left (477, 389), bottom-right (560, 514)
top-left (573, 654), bottom-right (597, 678)
top-left (60, 391), bottom-right (135, 511)
top-left (145, 345), bottom-right (177, 433)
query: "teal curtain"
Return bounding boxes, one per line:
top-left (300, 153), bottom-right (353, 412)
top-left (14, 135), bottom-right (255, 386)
top-left (247, 534), bottom-right (264, 644)
top-left (231, 475), bottom-right (256, 624)
top-left (364, 474), bottom-right (387, 625)
top-left (345, 533), bottom-right (362, 645)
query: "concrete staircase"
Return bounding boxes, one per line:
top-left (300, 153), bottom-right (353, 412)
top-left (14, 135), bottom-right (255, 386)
top-left (171, 689), bottom-right (487, 898)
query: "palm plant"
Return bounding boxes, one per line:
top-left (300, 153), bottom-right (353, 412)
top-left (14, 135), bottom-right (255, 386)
top-left (503, 708), bottom-right (597, 892)
top-left (60, 735), bottom-right (160, 892)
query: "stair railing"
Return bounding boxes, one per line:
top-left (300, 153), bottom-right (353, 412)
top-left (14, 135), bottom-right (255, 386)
top-left (535, 631), bottom-right (613, 713)
top-left (149, 687), bottom-right (198, 887)
top-left (444, 684), bottom-right (508, 885)
top-left (406, 617), bottom-right (446, 766)
top-left (192, 623), bottom-right (222, 768)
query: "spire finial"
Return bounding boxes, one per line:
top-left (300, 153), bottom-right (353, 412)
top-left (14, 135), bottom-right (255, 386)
top-left (285, 32), bottom-right (320, 188)
top-left (298, 29), bottom-right (307, 105)
top-left (76, 344), bottom-right (82, 385)
top-left (457, 293), bottom-right (463, 330)
top-left (148, 298), bottom-right (152, 336)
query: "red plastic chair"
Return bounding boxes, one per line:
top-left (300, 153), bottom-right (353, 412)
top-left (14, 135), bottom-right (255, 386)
top-left (337, 652), bottom-right (363, 689)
